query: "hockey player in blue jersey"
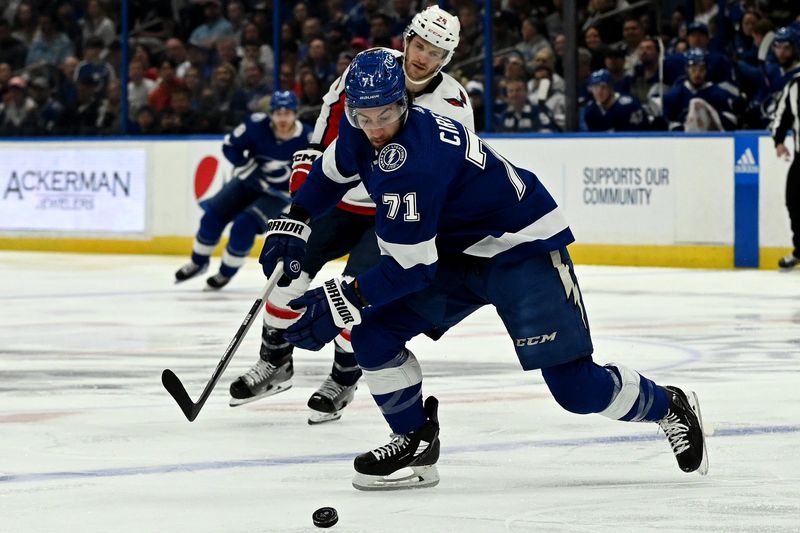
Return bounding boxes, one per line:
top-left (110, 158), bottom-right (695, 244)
top-left (583, 69), bottom-right (648, 132)
top-left (259, 49), bottom-right (709, 490)
top-left (175, 91), bottom-right (312, 290)
top-left (663, 48), bottom-right (739, 131)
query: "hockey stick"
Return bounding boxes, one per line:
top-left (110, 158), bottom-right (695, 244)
top-left (162, 264), bottom-right (284, 422)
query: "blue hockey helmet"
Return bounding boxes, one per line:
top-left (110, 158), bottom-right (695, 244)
top-left (587, 69), bottom-right (613, 87)
top-left (773, 26), bottom-right (800, 51)
top-left (344, 49), bottom-right (408, 130)
top-left (270, 90), bottom-right (299, 113)
top-left (685, 47), bottom-right (707, 67)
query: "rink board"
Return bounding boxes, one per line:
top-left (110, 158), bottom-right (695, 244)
top-left (0, 132), bottom-right (791, 268)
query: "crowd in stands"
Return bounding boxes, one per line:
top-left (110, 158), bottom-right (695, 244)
top-left (0, 0), bottom-right (798, 136)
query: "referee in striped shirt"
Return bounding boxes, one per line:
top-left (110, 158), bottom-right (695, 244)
top-left (770, 26), bottom-right (800, 270)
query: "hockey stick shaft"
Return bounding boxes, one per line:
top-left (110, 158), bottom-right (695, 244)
top-left (162, 264), bottom-right (284, 421)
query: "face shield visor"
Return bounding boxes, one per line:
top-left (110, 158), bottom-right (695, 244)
top-left (344, 96), bottom-right (408, 130)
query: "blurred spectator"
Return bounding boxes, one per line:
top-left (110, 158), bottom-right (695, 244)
top-left (0, 18), bottom-right (26, 70)
top-left (29, 75), bottom-right (65, 135)
top-left (516, 17), bottom-right (552, 73)
top-left (0, 76), bottom-right (36, 135)
top-left (82, 0), bottom-right (115, 50)
top-left (390, 0), bottom-right (415, 36)
top-left (496, 78), bottom-right (548, 133)
top-left (335, 50), bottom-right (354, 78)
top-left (239, 25), bottom-right (274, 76)
top-left (279, 62), bottom-right (297, 92)
top-left (231, 60), bottom-right (271, 119)
top-left (299, 38), bottom-right (335, 86)
top-left (734, 10), bottom-right (762, 66)
top-left (291, 2), bottom-right (310, 38)
top-left (11, 1), bottom-right (37, 47)
top-left (56, 56), bottom-right (79, 107)
top-left (148, 59), bottom-right (184, 112)
top-left (584, 0), bottom-right (626, 44)
top-left (492, 10), bottom-right (520, 50)
top-left (128, 59), bottom-right (155, 120)
top-left (97, 78), bottom-right (121, 134)
top-left (369, 12), bottom-right (401, 50)
top-left (693, 0), bottom-right (718, 27)
top-left (300, 17), bottom-right (324, 55)
top-left (466, 80), bottom-right (485, 132)
top-left (132, 44), bottom-right (158, 80)
top-left (165, 38), bottom-right (191, 78)
top-left (56, 3), bottom-right (81, 54)
top-left (206, 62), bottom-right (238, 131)
top-left (583, 26), bottom-right (606, 70)
top-left (530, 47), bottom-right (566, 95)
top-left (630, 37), bottom-right (664, 117)
top-left (603, 44), bottom-right (633, 94)
top-left (297, 68), bottom-right (323, 124)
top-left (189, 0), bottom-right (234, 49)
top-left (69, 72), bottom-right (101, 135)
top-left (663, 49), bottom-right (738, 131)
top-left (215, 35), bottom-right (241, 70)
top-left (346, 0), bottom-right (382, 39)
top-left (226, 0), bottom-right (247, 43)
top-left (583, 69), bottom-right (648, 132)
top-left (350, 36), bottom-right (370, 54)
top-left (664, 22), bottom-right (735, 90)
top-left (182, 65), bottom-right (206, 110)
top-left (130, 105), bottom-right (158, 134)
top-left (545, 0), bottom-right (564, 38)
top-left (160, 86), bottom-right (211, 133)
top-left (0, 62), bottom-right (12, 97)
top-left (25, 12), bottom-right (75, 67)
top-left (621, 16), bottom-right (645, 72)
top-left (552, 34), bottom-right (567, 75)
top-left (457, 3), bottom-right (483, 62)
top-left (186, 42), bottom-right (213, 81)
top-left (75, 37), bottom-right (116, 95)
top-left (529, 64), bottom-right (566, 131)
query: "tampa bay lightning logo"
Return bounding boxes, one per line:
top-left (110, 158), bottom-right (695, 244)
top-left (378, 143), bottom-right (407, 172)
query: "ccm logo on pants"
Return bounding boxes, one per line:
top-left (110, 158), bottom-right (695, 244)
top-left (515, 332), bottom-right (557, 346)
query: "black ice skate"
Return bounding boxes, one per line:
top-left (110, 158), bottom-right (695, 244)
top-left (778, 254), bottom-right (799, 270)
top-left (307, 375), bottom-right (357, 425)
top-left (174, 261), bottom-right (208, 283)
top-left (658, 386), bottom-right (709, 475)
top-left (352, 396), bottom-right (440, 491)
top-left (228, 355), bottom-right (293, 406)
top-left (204, 272), bottom-right (231, 291)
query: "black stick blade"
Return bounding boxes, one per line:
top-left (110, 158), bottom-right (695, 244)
top-left (162, 369), bottom-right (199, 422)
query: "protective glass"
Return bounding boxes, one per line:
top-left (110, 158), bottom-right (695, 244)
top-left (345, 100), bottom-right (408, 130)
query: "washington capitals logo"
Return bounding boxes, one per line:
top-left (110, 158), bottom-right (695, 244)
top-left (444, 90), bottom-right (467, 108)
top-left (378, 143), bottom-right (407, 172)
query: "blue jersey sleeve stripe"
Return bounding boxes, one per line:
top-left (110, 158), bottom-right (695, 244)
top-left (377, 235), bottom-right (438, 269)
top-left (462, 207), bottom-right (570, 257)
top-left (322, 139), bottom-right (360, 184)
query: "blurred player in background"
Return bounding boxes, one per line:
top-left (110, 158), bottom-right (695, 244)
top-left (228, 6), bottom-right (474, 424)
top-left (259, 48), bottom-right (709, 490)
top-left (174, 91), bottom-right (312, 290)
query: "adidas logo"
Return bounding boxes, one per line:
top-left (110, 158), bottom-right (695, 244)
top-left (735, 148), bottom-right (759, 173)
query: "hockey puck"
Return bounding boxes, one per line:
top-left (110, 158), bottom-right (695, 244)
top-left (312, 507), bottom-right (338, 528)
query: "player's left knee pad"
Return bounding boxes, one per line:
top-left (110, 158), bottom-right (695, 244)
top-left (359, 348), bottom-right (422, 396)
top-left (263, 272), bottom-right (311, 329)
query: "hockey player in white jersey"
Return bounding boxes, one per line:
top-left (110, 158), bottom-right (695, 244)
top-left (228, 6), bottom-right (474, 423)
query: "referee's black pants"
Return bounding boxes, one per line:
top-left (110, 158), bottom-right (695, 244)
top-left (787, 155), bottom-right (800, 257)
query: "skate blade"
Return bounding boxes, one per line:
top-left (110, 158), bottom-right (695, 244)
top-left (174, 265), bottom-right (209, 284)
top-left (307, 410), bottom-right (343, 425)
top-left (228, 382), bottom-right (293, 407)
top-left (352, 465), bottom-right (439, 491)
top-left (686, 390), bottom-right (709, 476)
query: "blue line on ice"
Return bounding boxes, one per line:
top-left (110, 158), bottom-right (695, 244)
top-left (1, 424), bottom-right (797, 485)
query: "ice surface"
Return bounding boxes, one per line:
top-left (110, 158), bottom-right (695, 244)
top-left (1, 251), bottom-right (798, 532)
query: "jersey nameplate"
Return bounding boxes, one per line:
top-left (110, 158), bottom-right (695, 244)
top-left (378, 143), bottom-right (407, 172)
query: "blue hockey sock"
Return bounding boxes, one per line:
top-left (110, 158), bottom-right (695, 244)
top-left (331, 344), bottom-right (362, 386)
top-left (604, 365), bottom-right (668, 422)
top-left (371, 383), bottom-right (426, 435)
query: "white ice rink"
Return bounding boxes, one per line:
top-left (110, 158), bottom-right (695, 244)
top-left (1, 251), bottom-right (798, 533)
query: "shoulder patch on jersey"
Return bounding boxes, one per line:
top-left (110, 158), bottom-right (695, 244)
top-left (233, 123), bottom-right (246, 137)
top-left (251, 112), bottom-right (268, 122)
top-left (618, 96), bottom-right (633, 105)
top-left (444, 90), bottom-right (467, 108)
top-left (378, 143), bottom-right (407, 172)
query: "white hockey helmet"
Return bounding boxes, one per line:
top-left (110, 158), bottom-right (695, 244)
top-left (403, 6), bottom-right (461, 74)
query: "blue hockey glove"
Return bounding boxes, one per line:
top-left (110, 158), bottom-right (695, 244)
top-left (284, 278), bottom-right (366, 351)
top-left (259, 212), bottom-right (311, 285)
